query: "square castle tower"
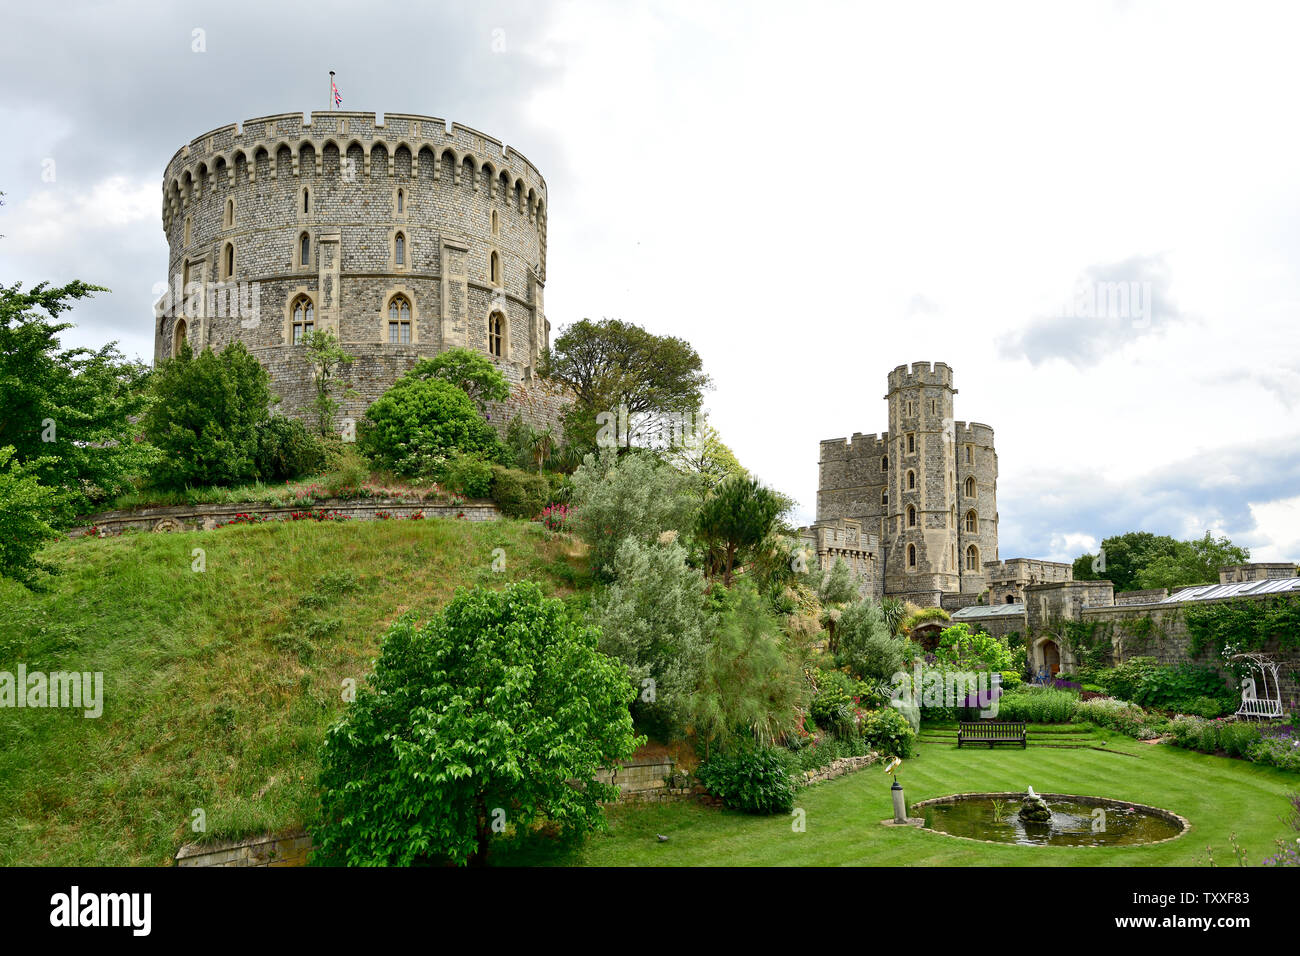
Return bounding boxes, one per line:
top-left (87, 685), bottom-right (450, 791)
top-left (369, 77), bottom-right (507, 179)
top-left (810, 362), bottom-right (999, 607)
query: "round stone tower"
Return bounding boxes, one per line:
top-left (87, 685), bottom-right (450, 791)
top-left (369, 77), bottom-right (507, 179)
top-left (153, 111), bottom-right (560, 433)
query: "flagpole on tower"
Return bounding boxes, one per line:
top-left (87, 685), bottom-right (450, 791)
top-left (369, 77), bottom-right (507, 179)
top-left (329, 71), bottom-right (335, 111)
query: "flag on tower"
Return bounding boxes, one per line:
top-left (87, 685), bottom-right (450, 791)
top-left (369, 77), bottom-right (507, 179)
top-left (331, 75), bottom-right (342, 108)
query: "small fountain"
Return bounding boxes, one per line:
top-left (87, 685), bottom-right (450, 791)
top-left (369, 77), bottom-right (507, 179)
top-left (913, 790), bottom-right (1189, 847)
top-left (1018, 786), bottom-right (1052, 824)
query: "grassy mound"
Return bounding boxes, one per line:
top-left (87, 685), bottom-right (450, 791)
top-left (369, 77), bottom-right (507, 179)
top-left (0, 518), bottom-right (587, 865)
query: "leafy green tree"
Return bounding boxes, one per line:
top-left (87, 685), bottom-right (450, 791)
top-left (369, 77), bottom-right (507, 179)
top-left (1075, 530), bottom-right (1250, 592)
top-left (1073, 531), bottom-right (1183, 591)
top-left (314, 581), bottom-right (640, 866)
top-left (836, 600), bottom-right (907, 681)
top-left (253, 415), bottom-right (326, 483)
top-left (0, 446), bottom-right (65, 588)
top-left (695, 474), bottom-right (786, 587)
top-left (542, 318), bottom-right (711, 453)
top-left (301, 328), bottom-right (355, 436)
top-left (687, 581), bottom-right (806, 753)
top-left (591, 536), bottom-right (711, 737)
top-left (933, 622), bottom-right (1013, 671)
top-left (663, 417), bottom-right (747, 500)
top-left (0, 280), bottom-right (155, 518)
top-left (358, 376), bottom-right (505, 477)
top-left (141, 342), bottom-right (271, 490)
top-left (407, 347), bottom-right (510, 412)
top-left (567, 448), bottom-right (697, 578)
top-left (1134, 531), bottom-right (1251, 590)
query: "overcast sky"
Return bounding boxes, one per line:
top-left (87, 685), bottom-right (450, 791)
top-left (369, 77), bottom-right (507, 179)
top-left (2, 0), bottom-right (1298, 562)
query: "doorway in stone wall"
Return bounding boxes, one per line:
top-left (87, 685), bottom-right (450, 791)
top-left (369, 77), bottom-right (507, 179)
top-left (1041, 639), bottom-right (1061, 677)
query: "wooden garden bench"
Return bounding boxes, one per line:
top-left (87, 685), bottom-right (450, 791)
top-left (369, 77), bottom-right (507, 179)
top-left (957, 721), bottom-right (1027, 749)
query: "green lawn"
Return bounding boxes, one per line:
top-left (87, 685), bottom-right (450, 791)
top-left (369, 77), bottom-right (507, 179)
top-left (5, 520), bottom-right (1295, 868)
top-left (0, 517), bottom-right (587, 866)
top-left (498, 727), bottom-right (1298, 866)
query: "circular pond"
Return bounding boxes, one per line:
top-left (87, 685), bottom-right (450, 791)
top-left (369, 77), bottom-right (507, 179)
top-left (913, 792), bottom-right (1188, 847)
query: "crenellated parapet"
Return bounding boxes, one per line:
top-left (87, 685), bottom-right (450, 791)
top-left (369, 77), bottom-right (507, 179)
top-left (161, 112), bottom-right (548, 280)
top-left (886, 360), bottom-right (955, 394)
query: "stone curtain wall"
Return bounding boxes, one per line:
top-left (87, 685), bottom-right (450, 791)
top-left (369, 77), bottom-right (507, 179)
top-left (1018, 580), bottom-right (1300, 706)
top-left (73, 498), bottom-right (500, 537)
top-left (1078, 600), bottom-right (1300, 706)
top-left (156, 111), bottom-right (563, 438)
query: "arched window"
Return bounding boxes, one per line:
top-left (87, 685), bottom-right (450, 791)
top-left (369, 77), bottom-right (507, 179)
top-left (907, 433), bottom-right (915, 454)
top-left (222, 242), bottom-right (235, 279)
top-left (487, 311), bottom-right (505, 358)
top-left (965, 445), bottom-right (973, 464)
top-left (394, 232), bottom-right (406, 266)
top-left (388, 295), bottom-right (412, 343)
top-left (881, 489), bottom-right (888, 506)
top-left (396, 188), bottom-right (404, 214)
top-left (173, 318), bottom-right (188, 356)
top-left (291, 295), bottom-right (314, 344)
top-left (908, 544), bottom-right (917, 568)
top-left (224, 198), bottom-right (234, 228)
top-left (965, 476), bottom-right (976, 497)
top-left (183, 216), bottom-right (191, 246)
top-left (881, 455), bottom-right (888, 471)
top-left (491, 209), bottom-right (499, 235)
top-left (907, 470), bottom-right (916, 490)
top-left (965, 510), bottom-right (978, 533)
top-left (300, 232), bottom-right (311, 266)
top-left (966, 545), bottom-right (979, 571)
top-left (490, 251), bottom-right (501, 284)
top-left (907, 505), bottom-right (916, 527)
top-left (1006, 594), bottom-right (1016, 604)
top-left (302, 187), bottom-right (310, 214)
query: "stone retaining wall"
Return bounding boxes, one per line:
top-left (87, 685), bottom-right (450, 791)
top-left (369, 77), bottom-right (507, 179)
top-left (175, 832), bottom-right (312, 867)
top-left (595, 757), bottom-right (684, 799)
top-left (73, 497), bottom-right (500, 537)
top-left (799, 753), bottom-right (878, 786)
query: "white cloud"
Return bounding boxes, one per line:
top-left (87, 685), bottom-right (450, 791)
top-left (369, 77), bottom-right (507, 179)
top-left (9, 176), bottom-right (157, 251)
top-left (2, 1), bottom-right (1299, 568)
top-left (1247, 497), bottom-right (1300, 562)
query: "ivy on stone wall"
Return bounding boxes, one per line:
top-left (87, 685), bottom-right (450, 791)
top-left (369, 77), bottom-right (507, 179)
top-left (1184, 596), bottom-right (1300, 658)
top-left (1119, 616), bottom-right (1156, 641)
top-left (1060, 620), bottom-right (1111, 669)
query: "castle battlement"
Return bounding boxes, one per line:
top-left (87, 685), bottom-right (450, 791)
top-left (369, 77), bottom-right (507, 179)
top-left (162, 112), bottom-right (548, 258)
top-left (952, 421), bottom-right (995, 444)
top-left (819, 433), bottom-right (889, 461)
top-left (166, 112), bottom-right (546, 191)
top-left (886, 360), bottom-right (954, 392)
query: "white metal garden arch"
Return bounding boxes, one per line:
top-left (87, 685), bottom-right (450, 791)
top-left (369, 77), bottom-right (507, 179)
top-left (1231, 652), bottom-right (1284, 720)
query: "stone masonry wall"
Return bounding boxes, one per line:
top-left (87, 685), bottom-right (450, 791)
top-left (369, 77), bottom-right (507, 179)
top-left (73, 498), bottom-right (499, 537)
